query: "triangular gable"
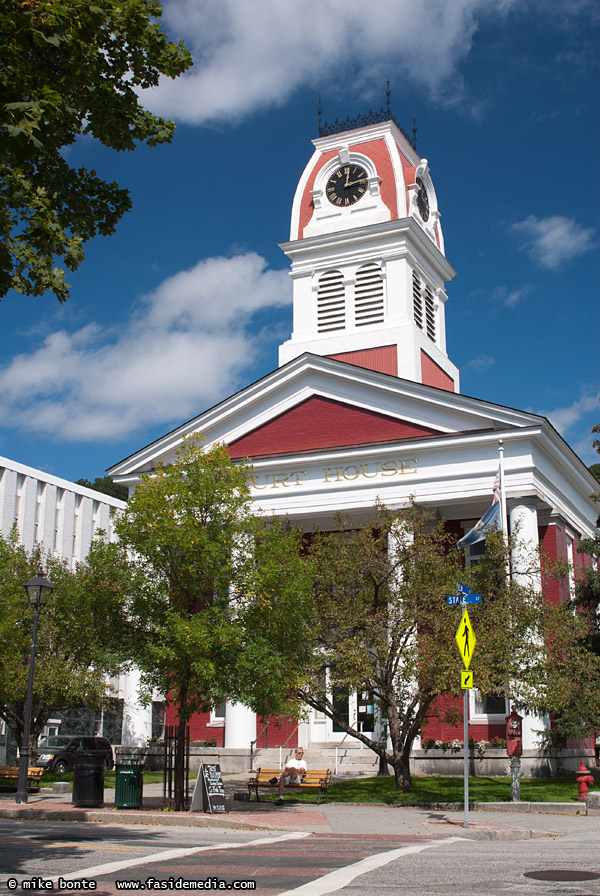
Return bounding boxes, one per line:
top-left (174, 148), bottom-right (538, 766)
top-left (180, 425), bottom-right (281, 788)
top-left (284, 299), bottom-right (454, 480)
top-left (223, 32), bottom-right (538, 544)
top-left (228, 395), bottom-right (442, 459)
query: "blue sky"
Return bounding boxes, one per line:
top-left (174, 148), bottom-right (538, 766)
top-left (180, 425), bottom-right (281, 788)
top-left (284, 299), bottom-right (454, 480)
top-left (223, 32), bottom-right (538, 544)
top-left (1, 0), bottom-right (599, 482)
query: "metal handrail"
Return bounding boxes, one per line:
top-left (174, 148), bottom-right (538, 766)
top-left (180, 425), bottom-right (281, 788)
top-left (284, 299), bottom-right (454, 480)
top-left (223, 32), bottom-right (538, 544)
top-left (249, 720), bottom-right (270, 770)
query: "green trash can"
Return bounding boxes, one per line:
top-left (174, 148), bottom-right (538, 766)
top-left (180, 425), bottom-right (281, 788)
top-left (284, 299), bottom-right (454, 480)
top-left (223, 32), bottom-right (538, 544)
top-left (114, 758), bottom-right (144, 809)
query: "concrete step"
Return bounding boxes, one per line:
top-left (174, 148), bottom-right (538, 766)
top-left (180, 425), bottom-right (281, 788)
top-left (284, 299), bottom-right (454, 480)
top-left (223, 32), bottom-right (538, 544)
top-left (250, 745), bottom-right (381, 775)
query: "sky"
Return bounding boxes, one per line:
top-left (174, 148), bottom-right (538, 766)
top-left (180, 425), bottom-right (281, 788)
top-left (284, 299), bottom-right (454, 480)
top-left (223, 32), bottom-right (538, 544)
top-left (1, 0), bottom-right (599, 483)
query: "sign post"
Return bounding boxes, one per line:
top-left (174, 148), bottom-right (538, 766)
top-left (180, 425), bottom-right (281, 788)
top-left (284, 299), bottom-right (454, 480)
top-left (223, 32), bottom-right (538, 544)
top-left (447, 584), bottom-right (480, 830)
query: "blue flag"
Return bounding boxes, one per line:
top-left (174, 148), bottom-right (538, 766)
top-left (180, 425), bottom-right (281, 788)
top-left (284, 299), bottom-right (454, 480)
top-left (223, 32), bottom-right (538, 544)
top-left (457, 500), bottom-right (501, 548)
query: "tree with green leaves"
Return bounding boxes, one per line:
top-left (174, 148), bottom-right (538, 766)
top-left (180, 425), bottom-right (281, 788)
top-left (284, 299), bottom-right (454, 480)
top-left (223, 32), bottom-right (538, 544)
top-left (297, 505), bottom-right (464, 791)
top-left (296, 506), bottom-right (600, 790)
top-left (76, 476), bottom-right (128, 501)
top-left (115, 436), bottom-right (315, 810)
top-left (0, 0), bottom-right (191, 302)
top-left (0, 529), bottom-right (137, 754)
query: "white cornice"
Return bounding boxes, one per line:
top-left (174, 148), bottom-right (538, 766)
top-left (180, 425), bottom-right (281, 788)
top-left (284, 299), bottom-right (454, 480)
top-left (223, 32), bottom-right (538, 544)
top-left (280, 218), bottom-right (456, 283)
top-left (1, 454), bottom-right (126, 508)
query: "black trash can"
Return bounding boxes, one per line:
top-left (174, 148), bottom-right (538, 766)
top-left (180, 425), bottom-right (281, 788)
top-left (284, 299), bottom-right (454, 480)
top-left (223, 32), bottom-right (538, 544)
top-left (72, 754), bottom-right (105, 808)
top-left (115, 758), bottom-right (144, 809)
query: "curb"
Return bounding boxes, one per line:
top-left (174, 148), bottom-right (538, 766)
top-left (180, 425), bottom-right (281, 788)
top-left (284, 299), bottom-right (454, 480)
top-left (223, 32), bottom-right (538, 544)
top-left (0, 805), bottom-right (270, 829)
top-left (0, 800), bottom-right (590, 828)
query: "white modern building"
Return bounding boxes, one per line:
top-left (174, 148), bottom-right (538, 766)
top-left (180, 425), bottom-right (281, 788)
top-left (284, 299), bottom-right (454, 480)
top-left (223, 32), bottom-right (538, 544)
top-left (0, 455), bottom-right (154, 748)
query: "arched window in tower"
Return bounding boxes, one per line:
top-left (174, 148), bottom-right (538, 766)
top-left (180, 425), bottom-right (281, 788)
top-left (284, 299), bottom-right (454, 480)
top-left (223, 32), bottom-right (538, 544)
top-left (412, 271), bottom-right (424, 331)
top-left (354, 263), bottom-right (384, 327)
top-left (424, 285), bottom-right (436, 343)
top-left (317, 270), bottom-right (345, 332)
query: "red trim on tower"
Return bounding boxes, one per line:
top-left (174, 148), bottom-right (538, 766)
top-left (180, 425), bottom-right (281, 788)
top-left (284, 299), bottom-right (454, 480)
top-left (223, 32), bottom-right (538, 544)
top-left (421, 351), bottom-right (455, 392)
top-left (327, 345), bottom-right (398, 376)
top-left (298, 148), bottom-right (338, 236)
top-left (298, 138), bottom-right (399, 238)
top-left (228, 395), bottom-right (441, 459)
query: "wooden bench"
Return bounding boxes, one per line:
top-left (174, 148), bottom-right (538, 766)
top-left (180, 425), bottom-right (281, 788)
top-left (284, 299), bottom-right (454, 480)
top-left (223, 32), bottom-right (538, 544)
top-left (0, 766), bottom-right (44, 791)
top-left (248, 767), bottom-right (331, 804)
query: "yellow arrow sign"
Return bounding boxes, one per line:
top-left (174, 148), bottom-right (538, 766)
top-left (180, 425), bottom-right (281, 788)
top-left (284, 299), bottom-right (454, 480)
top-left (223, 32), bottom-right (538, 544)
top-left (461, 669), bottom-right (474, 689)
top-left (455, 609), bottom-right (476, 669)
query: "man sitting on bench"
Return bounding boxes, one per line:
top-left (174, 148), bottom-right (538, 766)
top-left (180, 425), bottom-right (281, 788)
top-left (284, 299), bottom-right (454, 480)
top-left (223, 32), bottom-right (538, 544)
top-left (277, 748), bottom-right (306, 804)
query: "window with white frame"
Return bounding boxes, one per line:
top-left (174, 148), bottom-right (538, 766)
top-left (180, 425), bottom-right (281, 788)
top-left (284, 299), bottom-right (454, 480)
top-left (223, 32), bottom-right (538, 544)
top-left (209, 702), bottom-right (226, 726)
top-left (470, 689), bottom-right (508, 722)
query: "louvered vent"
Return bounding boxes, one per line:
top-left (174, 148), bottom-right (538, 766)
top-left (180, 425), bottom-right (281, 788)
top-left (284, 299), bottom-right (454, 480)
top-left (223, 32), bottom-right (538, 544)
top-left (425, 285), bottom-right (436, 342)
top-left (413, 271), bottom-right (423, 330)
top-left (355, 263), bottom-right (384, 327)
top-left (317, 270), bottom-right (345, 332)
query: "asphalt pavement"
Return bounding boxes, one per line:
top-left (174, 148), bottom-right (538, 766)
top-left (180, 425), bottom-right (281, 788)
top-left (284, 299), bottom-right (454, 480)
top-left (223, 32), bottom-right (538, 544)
top-left (1, 775), bottom-right (600, 841)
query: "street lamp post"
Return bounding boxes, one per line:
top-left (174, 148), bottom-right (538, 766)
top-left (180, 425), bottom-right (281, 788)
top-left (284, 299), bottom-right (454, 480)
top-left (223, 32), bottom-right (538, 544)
top-left (15, 570), bottom-right (54, 805)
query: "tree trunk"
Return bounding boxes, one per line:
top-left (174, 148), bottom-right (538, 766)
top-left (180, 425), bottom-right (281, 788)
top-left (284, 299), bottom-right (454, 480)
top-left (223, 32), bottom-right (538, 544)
top-left (391, 754), bottom-right (412, 791)
top-left (174, 681), bottom-right (188, 812)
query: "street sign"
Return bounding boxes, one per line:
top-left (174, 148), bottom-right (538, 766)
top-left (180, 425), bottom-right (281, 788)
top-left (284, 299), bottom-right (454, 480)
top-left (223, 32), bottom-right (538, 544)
top-left (455, 608), bottom-right (476, 669)
top-left (447, 592), bottom-right (482, 606)
top-left (461, 669), bottom-right (474, 689)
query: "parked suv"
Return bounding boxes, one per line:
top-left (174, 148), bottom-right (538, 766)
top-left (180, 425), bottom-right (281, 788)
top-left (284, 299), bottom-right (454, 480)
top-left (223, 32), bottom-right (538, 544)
top-left (36, 735), bottom-right (114, 773)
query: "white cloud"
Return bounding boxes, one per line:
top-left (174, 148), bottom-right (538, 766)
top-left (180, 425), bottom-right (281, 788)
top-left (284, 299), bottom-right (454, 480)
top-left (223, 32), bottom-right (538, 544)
top-left (542, 393), bottom-right (599, 435)
top-left (511, 215), bottom-right (597, 269)
top-left (465, 354), bottom-right (495, 372)
top-left (146, 0), bottom-right (517, 124)
top-left (0, 254), bottom-right (290, 442)
top-left (490, 285), bottom-right (532, 309)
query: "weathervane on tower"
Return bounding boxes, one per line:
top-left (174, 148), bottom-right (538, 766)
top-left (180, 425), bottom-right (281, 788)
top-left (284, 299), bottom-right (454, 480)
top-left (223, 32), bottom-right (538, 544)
top-left (317, 82), bottom-right (417, 149)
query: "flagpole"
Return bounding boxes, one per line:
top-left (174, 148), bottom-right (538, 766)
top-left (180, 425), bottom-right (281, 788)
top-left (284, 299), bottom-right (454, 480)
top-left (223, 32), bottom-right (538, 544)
top-left (498, 439), bottom-right (507, 538)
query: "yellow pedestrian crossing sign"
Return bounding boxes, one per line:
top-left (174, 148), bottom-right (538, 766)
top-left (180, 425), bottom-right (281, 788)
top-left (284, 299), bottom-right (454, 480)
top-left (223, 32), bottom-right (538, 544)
top-left (461, 669), bottom-right (474, 689)
top-left (455, 609), bottom-right (476, 669)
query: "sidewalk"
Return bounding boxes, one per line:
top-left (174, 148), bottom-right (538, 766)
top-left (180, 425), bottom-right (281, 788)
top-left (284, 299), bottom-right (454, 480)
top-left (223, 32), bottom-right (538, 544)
top-left (1, 776), bottom-right (599, 841)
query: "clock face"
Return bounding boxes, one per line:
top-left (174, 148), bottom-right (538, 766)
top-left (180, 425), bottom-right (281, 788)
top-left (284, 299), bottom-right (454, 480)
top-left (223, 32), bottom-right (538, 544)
top-left (416, 177), bottom-right (429, 221)
top-left (326, 165), bottom-right (368, 207)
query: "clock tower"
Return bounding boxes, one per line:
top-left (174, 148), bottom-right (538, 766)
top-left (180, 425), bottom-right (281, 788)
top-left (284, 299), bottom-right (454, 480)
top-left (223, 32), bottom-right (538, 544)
top-left (278, 113), bottom-right (460, 392)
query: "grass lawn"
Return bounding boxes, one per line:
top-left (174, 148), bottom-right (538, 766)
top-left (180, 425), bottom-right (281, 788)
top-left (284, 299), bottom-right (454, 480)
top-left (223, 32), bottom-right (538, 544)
top-left (263, 774), bottom-right (582, 805)
top-left (39, 770), bottom-right (165, 790)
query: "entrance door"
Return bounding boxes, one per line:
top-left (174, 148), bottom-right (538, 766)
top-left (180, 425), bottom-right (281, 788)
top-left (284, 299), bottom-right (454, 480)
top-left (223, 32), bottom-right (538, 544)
top-left (309, 684), bottom-right (376, 744)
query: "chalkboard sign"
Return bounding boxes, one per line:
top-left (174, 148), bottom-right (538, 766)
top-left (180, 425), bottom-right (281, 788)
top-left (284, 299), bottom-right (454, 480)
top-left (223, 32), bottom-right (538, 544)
top-left (191, 763), bottom-right (227, 814)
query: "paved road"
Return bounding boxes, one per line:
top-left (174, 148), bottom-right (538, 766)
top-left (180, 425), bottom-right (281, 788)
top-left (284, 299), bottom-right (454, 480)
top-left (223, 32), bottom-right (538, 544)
top-left (0, 820), bottom-right (461, 895)
top-left (2, 819), bottom-right (600, 896)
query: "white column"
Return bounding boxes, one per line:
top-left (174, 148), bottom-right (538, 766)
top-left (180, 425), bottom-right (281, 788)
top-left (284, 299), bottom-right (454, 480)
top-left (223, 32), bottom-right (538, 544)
top-left (297, 720), bottom-right (310, 749)
top-left (509, 503), bottom-right (547, 750)
top-left (509, 503), bottom-right (542, 591)
top-left (224, 702), bottom-right (256, 749)
top-left (120, 668), bottom-right (153, 746)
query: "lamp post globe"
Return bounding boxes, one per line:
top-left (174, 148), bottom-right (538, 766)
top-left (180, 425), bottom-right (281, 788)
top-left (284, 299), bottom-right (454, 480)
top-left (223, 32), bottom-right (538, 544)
top-left (15, 570), bottom-right (54, 805)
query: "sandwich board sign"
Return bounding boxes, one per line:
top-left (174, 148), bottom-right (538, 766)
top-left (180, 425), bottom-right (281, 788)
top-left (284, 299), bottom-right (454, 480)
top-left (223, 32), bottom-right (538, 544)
top-left (191, 763), bottom-right (227, 814)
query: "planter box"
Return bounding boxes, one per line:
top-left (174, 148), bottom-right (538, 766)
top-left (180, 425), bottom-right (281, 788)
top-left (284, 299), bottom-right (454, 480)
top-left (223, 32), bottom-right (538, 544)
top-left (410, 747), bottom-right (595, 778)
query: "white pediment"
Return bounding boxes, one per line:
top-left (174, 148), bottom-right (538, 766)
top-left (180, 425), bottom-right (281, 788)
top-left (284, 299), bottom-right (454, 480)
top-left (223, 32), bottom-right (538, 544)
top-left (108, 353), bottom-right (543, 478)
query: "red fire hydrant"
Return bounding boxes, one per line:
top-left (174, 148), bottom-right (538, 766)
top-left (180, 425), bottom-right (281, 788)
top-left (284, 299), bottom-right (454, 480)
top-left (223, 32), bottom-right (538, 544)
top-left (576, 761), bottom-right (594, 802)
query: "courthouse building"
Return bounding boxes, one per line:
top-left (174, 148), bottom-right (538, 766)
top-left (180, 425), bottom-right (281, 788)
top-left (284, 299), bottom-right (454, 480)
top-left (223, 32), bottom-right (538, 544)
top-left (108, 112), bottom-right (598, 766)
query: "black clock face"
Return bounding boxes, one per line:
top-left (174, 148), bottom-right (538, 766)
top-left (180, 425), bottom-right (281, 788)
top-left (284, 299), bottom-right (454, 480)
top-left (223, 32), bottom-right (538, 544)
top-left (326, 165), bottom-right (368, 207)
top-left (416, 177), bottom-right (429, 221)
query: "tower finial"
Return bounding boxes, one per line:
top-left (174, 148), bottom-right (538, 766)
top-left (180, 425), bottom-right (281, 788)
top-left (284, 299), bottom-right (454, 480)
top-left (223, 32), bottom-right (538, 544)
top-left (318, 98), bottom-right (323, 136)
top-left (386, 79), bottom-right (391, 119)
top-left (412, 116), bottom-right (418, 151)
